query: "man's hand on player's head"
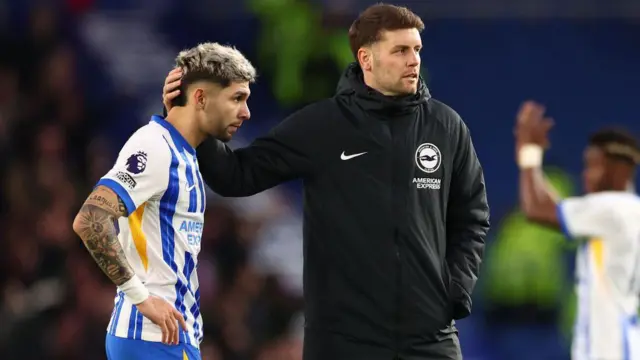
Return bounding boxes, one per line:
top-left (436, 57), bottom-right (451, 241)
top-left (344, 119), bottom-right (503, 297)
top-left (136, 295), bottom-right (188, 345)
top-left (163, 68), bottom-right (183, 113)
top-left (515, 100), bottom-right (554, 148)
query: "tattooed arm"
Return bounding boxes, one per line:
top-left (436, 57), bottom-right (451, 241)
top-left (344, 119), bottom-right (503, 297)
top-left (73, 184), bottom-right (187, 344)
top-left (72, 185), bottom-right (134, 285)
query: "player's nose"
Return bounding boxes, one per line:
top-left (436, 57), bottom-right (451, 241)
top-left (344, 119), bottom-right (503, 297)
top-left (238, 104), bottom-right (250, 120)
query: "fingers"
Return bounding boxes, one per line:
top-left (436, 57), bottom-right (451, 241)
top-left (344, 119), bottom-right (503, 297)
top-left (163, 68), bottom-right (182, 106)
top-left (173, 308), bottom-right (188, 331)
top-left (159, 319), bottom-right (170, 344)
top-left (517, 100), bottom-right (545, 124)
top-left (141, 297), bottom-right (184, 345)
top-left (165, 68), bottom-right (182, 86)
top-left (165, 89), bottom-right (181, 102)
top-left (163, 81), bottom-right (181, 96)
top-left (165, 314), bottom-right (178, 345)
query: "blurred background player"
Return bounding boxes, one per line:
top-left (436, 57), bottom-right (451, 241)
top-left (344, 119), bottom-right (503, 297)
top-left (72, 42), bottom-right (256, 360)
top-left (514, 100), bottom-right (640, 360)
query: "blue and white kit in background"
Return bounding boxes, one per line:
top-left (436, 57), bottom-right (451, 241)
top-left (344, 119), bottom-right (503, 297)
top-left (96, 115), bottom-right (206, 349)
top-left (558, 191), bottom-right (640, 360)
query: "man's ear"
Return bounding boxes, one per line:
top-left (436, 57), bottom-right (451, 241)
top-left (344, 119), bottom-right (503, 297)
top-left (358, 47), bottom-right (373, 71)
top-left (193, 88), bottom-right (206, 109)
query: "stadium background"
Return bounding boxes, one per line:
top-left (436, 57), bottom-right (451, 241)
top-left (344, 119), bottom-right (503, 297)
top-left (0, 0), bottom-right (638, 359)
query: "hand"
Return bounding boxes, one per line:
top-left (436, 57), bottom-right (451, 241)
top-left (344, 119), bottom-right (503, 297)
top-left (515, 100), bottom-right (554, 149)
top-left (163, 68), bottom-right (183, 113)
top-left (136, 295), bottom-right (187, 345)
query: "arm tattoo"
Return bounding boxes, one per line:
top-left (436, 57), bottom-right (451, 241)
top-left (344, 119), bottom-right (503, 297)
top-left (73, 186), bottom-right (133, 286)
top-left (86, 189), bottom-right (128, 217)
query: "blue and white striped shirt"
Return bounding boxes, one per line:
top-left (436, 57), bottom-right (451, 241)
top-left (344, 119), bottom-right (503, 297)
top-left (98, 115), bottom-right (206, 347)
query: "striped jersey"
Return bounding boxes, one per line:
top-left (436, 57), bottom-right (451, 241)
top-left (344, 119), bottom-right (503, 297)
top-left (558, 191), bottom-right (640, 360)
top-left (97, 115), bottom-right (206, 347)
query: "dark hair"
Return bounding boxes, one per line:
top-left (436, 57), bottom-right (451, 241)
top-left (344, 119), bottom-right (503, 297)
top-left (589, 127), bottom-right (640, 165)
top-left (348, 3), bottom-right (425, 60)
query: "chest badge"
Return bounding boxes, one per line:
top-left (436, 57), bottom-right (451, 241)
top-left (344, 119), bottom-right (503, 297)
top-left (415, 143), bottom-right (442, 173)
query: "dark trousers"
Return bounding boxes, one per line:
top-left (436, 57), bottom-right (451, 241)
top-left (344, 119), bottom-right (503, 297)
top-left (303, 329), bottom-right (462, 360)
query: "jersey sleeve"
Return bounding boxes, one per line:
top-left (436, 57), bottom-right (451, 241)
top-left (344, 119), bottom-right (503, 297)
top-left (95, 130), bottom-right (171, 216)
top-left (556, 194), bottom-right (617, 239)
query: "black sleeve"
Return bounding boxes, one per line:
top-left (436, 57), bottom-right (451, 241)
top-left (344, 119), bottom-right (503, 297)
top-left (195, 109), bottom-right (316, 197)
top-left (445, 120), bottom-right (490, 320)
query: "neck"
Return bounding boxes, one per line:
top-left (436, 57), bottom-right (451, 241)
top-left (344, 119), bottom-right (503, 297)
top-left (165, 108), bottom-right (206, 148)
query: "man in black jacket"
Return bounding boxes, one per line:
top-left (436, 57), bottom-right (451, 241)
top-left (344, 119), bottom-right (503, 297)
top-left (162, 4), bottom-right (489, 359)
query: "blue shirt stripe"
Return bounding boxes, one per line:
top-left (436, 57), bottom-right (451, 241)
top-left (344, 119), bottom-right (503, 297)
top-left (183, 251), bottom-right (197, 343)
top-left (556, 202), bottom-right (573, 239)
top-left (96, 178), bottom-right (136, 216)
top-left (190, 289), bottom-right (201, 342)
top-left (134, 308), bottom-right (144, 339)
top-left (193, 157), bottom-right (206, 213)
top-left (127, 305), bottom-right (138, 338)
top-left (159, 137), bottom-right (188, 344)
top-left (151, 115), bottom-right (195, 155)
top-left (109, 292), bottom-right (125, 335)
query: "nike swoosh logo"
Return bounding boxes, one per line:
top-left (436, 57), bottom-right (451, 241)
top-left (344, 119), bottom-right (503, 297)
top-left (340, 151), bottom-right (367, 160)
top-left (186, 184), bottom-right (196, 192)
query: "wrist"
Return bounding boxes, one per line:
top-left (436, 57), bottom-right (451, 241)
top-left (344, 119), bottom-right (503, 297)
top-left (518, 143), bottom-right (544, 169)
top-left (118, 276), bottom-right (149, 305)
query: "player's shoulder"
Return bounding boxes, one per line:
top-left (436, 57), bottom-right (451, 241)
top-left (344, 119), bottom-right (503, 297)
top-left (125, 121), bottom-right (170, 146)
top-left (591, 192), bottom-right (640, 232)
top-left (583, 191), bottom-right (639, 203)
top-left (582, 191), bottom-right (640, 215)
top-left (119, 121), bottom-right (173, 170)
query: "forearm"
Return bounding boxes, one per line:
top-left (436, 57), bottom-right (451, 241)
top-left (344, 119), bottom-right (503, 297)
top-left (446, 172), bottom-right (489, 319)
top-left (447, 205), bottom-right (488, 293)
top-left (197, 139), bottom-right (263, 197)
top-left (73, 204), bottom-right (134, 286)
top-left (446, 225), bottom-right (486, 320)
top-left (197, 137), bottom-right (302, 197)
top-left (519, 167), bottom-right (560, 228)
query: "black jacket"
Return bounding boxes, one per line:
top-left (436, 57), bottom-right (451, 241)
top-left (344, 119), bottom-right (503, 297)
top-left (195, 64), bottom-right (490, 358)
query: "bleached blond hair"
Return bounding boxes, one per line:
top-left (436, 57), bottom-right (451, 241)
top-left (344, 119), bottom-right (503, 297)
top-left (173, 43), bottom-right (256, 106)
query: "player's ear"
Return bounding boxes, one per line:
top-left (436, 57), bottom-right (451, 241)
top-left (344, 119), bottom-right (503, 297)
top-left (193, 88), bottom-right (206, 109)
